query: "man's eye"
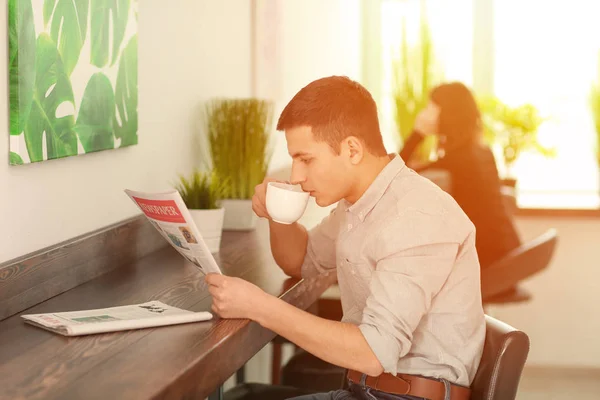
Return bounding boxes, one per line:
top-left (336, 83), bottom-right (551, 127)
top-left (300, 158), bottom-right (312, 164)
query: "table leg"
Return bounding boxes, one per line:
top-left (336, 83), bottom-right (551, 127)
top-left (236, 366), bottom-right (245, 384)
top-left (208, 385), bottom-right (223, 400)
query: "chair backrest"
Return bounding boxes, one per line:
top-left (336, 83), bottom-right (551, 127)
top-left (500, 186), bottom-right (518, 215)
top-left (471, 315), bottom-right (530, 400)
top-left (481, 229), bottom-right (558, 300)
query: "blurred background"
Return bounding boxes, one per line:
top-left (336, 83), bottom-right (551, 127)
top-left (247, 1), bottom-right (600, 398)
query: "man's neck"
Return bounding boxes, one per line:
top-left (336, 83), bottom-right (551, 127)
top-left (344, 154), bottom-right (392, 204)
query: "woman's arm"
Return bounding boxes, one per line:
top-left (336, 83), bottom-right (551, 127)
top-left (399, 129), bottom-right (425, 162)
top-left (400, 130), bottom-right (448, 172)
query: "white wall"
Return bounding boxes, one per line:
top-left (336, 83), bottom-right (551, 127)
top-left (257, 0), bottom-right (363, 174)
top-left (489, 216), bottom-right (600, 368)
top-left (0, 0), bottom-right (252, 263)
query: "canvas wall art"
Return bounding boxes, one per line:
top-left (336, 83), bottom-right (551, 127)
top-left (8, 0), bottom-right (138, 165)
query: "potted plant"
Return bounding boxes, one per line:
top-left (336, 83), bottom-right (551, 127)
top-left (478, 95), bottom-right (553, 187)
top-left (205, 98), bottom-right (273, 230)
top-left (174, 170), bottom-right (230, 253)
top-left (393, 3), bottom-right (443, 162)
top-left (590, 57), bottom-right (600, 171)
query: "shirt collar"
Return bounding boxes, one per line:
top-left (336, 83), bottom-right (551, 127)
top-left (343, 154), bottom-right (406, 222)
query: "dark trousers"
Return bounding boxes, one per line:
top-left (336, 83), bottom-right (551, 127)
top-left (287, 383), bottom-right (425, 400)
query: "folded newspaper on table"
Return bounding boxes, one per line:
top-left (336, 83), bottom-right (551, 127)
top-left (21, 301), bottom-right (213, 336)
top-left (124, 189), bottom-right (222, 275)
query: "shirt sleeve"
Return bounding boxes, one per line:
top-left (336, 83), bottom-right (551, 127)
top-left (358, 212), bottom-right (460, 374)
top-left (301, 204), bottom-right (343, 279)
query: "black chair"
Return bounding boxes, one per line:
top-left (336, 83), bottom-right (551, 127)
top-left (471, 315), bottom-right (530, 400)
top-left (481, 229), bottom-right (558, 304)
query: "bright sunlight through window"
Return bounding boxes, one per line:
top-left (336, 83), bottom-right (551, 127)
top-left (380, 0), bottom-right (600, 209)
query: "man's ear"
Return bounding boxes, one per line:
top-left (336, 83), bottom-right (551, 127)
top-left (343, 136), bottom-right (364, 165)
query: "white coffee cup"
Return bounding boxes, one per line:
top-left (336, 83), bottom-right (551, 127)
top-left (266, 182), bottom-right (310, 224)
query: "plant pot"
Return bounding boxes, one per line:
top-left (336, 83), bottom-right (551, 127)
top-left (188, 208), bottom-right (225, 253)
top-left (501, 177), bottom-right (518, 188)
top-left (221, 199), bottom-right (258, 231)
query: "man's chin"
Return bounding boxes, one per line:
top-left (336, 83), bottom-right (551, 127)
top-left (314, 196), bottom-right (333, 207)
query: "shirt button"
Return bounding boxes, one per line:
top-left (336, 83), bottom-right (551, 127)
top-left (347, 224), bottom-right (352, 230)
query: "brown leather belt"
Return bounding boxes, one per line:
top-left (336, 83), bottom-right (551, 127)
top-left (347, 369), bottom-right (471, 400)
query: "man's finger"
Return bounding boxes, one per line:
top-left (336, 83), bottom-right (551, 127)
top-left (210, 289), bottom-right (224, 301)
top-left (251, 197), bottom-right (262, 212)
top-left (252, 198), bottom-right (268, 217)
top-left (205, 272), bottom-right (224, 286)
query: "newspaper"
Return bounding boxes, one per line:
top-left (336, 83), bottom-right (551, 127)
top-left (124, 189), bottom-right (222, 275)
top-left (21, 301), bottom-right (213, 336)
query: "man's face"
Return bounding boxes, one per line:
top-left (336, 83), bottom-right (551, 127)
top-left (286, 126), bottom-right (352, 207)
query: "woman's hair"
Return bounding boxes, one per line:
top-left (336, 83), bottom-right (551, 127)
top-left (430, 82), bottom-right (482, 152)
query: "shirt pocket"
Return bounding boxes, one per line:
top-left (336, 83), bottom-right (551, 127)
top-left (345, 258), bottom-right (372, 279)
top-left (342, 258), bottom-right (373, 302)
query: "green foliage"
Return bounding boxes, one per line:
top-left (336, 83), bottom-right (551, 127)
top-left (44, 0), bottom-right (89, 76)
top-left (9, 0), bottom-right (36, 138)
top-left (392, 4), bottom-right (442, 162)
top-left (206, 98), bottom-right (273, 199)
top-left (75, 72), bottom-right (116, 152)
top-left (9, 152), bottom-right (24, 165)
top-left (478, 95), bottom-right (552, 169)
top-left (8, 0), bottom-right (138, 165)
top-left (25, 33), bottom-right (77, 162)
top-left (590, 54), bottom-right (600, 166)
top-left (90, 0), bottom-right (130, 67)
top-left (113, 36), bottom-right (138, 147)
top-left (175, 170), bottom-right (230, 210)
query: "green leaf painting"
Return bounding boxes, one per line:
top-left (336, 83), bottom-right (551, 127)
top-left (90, 0), bottom-right (130, 68)
top-left (10, 152), bottom-right (24, 165)
top-left (9, 0), bottom-right (36, 137)
top-left (114, 35), bottom-right (138, 147)
top-left (75, 73), bottom-right (115, 152)
top-left (44, 0), bottom-right (89, 76)
top-left (25, 33), bottom-right (77, 162)
top-left (8, 0), bottom-right (138, 165)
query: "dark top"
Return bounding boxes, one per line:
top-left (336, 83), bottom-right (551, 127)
top-left (400, 130), bottom-right (521, 268)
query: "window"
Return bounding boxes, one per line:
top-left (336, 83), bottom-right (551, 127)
top-left (492, 0), bottom-right (600, 208)
top-left (379, 0), bottom-right (473, 151)
top-left (377, 0), bottom-right (600, 209)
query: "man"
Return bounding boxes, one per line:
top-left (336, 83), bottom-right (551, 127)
top-left (205, 76), bottom-right (485, 400)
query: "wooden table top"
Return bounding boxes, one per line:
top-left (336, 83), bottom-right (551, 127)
top-left (0, 219), bottom-right (336, 400)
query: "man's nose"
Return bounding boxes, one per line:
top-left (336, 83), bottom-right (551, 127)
top-left (289, 163), bottom-right (306, 185)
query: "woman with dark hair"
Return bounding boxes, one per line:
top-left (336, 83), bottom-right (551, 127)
top-left (400, 82), bottom-right (521, 269)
